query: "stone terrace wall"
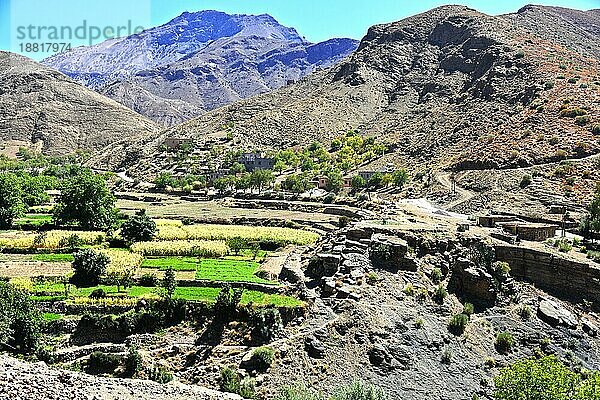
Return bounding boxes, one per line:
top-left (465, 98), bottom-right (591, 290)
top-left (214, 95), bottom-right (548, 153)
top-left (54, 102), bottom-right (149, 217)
top-left (495, 245), bottom-right (600, 304)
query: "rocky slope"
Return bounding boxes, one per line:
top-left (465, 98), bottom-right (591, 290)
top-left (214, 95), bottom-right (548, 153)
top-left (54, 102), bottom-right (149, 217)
top-left (42, 11), bottom-right (358, 125)
top-left (0, 52), bottom-right (159, 156)
top-left (0, 355), bottom-right (240, 400)
top-left (96, 4), bottom-right (599, 212)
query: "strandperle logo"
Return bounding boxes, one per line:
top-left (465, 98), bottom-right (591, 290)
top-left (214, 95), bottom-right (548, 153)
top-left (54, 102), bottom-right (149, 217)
top-left (16, 20), bottom-right (146, 46)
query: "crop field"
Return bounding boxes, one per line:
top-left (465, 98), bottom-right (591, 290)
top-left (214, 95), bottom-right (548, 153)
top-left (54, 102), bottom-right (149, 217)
top-left (26, 282), bottom-right (301, 306)
top-left (131, 240), bottom-right (229, 257)
top-left (0, 230), bottom-right (105, 249)
top-left (14, 214), bottom-right (53, 228)
top-left (155, 223), bottom-right (320, 246)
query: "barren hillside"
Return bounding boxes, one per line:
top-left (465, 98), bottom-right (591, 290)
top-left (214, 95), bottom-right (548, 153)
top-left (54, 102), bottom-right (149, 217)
top-left (0, 52), bottom-right (160, 156)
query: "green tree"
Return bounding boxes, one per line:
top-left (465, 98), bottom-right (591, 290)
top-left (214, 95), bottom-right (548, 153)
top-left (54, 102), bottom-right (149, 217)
top-left (325, 170), bottom-right (343, 193)
top-left (494, 356), bottom-right (580, 400)
top-left (392, 169), bottom-right (409, 187)
top-left (227, 237), bottom-right (247, 256)
top-left (18, 174), bottom-right (51, 207)
top-left (71, 249), bottom-right (110, 287)
top-left (162, 267), bottom-right (176, 300)
top-left (53, 170), bottom-right (118, 231)
top-left (0, 173), bottom-right (25, 229)
top-left (0, 281), bottom-right (41, 354)
top-left (120, 210), bottom-right (157, 244)
top-left (153, 172), bottom-right (176, 190)
top-left (351, 175), bottom-right (366, 190)
top-left (274, 160), bottom-right (287, 175)
top-left (250, 169), bottom-right (274, 193)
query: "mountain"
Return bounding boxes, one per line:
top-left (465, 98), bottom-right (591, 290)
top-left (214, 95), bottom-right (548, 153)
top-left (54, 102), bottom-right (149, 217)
top-left (0, 52), bottom-right (159, 156)
top-left (42, 11), bottom-right (359, 126)
top-left (93, 5), bottom-right (599, 214)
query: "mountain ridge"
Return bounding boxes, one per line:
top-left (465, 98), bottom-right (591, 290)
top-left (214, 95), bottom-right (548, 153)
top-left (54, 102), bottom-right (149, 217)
top-left (42, 11), bottom-right (359, 126)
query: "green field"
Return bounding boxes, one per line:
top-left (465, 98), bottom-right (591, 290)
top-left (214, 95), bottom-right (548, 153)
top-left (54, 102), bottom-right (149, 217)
top-left (30, 283), bottom-right (301, 307)
top-left (196, 259), bottom-right (276, 285)
top-left (33, 253), bottom-right (74, 262)
top-left (14, 214), bottom-right (53, 227)
top-left (42, 312), bottom-right (63, 322)
top-left (142, 257), bottom-right (199, 271)
top-left (141, 256), bottom-right (276, 284)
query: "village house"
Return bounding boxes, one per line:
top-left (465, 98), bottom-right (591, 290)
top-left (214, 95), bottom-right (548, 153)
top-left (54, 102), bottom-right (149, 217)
top-left (497, 222), bottom-right (559, 242)
top-left (239, 152), bottom-right (275, 171)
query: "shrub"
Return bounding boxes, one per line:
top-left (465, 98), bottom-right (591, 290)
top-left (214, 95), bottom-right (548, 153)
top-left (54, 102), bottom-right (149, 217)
top-left (496, 332), bottom-right (515, 353)
top-left (518, 304), bottom-right (532, 320)
top-left (162, 267), bottom-right (176, 300)
top-left (415, 318), bottom-right (424, 329)
top-left (560, 107), bottom-right (587, 118)
top-left (251, 307), bottom-right (283, 343)
top-left (70, 249), bottom-right (110, 287)
top-left (431, 268), bottom-right (442, 284)
top-left (220, 366), bottom-right (240, 393)
top-left (213, 284), bottom-right (243, 323)
top-left (332, 381), bottom-right (387, 400)
top-left (148, 365), bottom-right (173, 384)
top-left (367, 272), bottom-right (379, 284)
top-left (433, 284), bottom-right (447, 304)
top-left (463, 303), bottom-right (475, 317)
top-left (520, 174), bottom-right (532, 188)
top-left (58, 234), bottom-right (83, 250)
top-left (592, 124), bottom-right (600, 135)
top-left (89, 288), bottom-right (107, 299)
top-left (252, 346), bottom-right (274, 371)
top-left (123, 346), bottom-right (143, 378)
top-left (448, 313), bottom-right (469, 335)
top-left (120, 210), bottom-right (156, 244)
top-left (575, 115), bottom-right (591, 126)
top-left (275, 385), bottom-right (324, 400)
top-left (515, 50), bottom-right (525, 59)
top-left (139, 273), bottom-right (159, 287)
top-left (86, 351), bottom-right (121, 375)
top-left (239, 377), bottom-right (256, 399)
top-left (0, 281), bottom-right (41, 354)
top-left (441, 348), bottom-right (452, 364)
top-left (494, 356), bottom-right (581, 400)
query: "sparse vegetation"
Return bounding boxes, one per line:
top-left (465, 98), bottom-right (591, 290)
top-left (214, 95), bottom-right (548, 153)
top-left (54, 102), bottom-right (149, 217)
top-left (495, 332), bottom-right (515, 354)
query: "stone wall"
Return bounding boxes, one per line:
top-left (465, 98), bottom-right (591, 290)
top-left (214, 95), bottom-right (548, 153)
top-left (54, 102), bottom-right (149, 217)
top-left (495, 245), bottom-right (600, 304)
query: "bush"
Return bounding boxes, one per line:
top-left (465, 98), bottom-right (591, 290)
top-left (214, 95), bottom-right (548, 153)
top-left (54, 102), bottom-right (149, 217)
top-left (431, 268), bottom-right (442, 284)
top-left (575, 115), bottom-right (591, 126)
top-left (441, 348), bottom-right (452, 364)
top-left (58, 234), bottom-right (83, 250)
top-left (70, 249), bottom-right (110, 287)
top-left (0, 281), bottom-right (41, 354)
top-left (494, 356), bottom-right (581, 400)
top-left (252, 346), bottom-right (275, 371)
top-left (239, 377), bottom-right (256, 399)
top-left (220, 366), bottom-right (241, 394)
top-left (520, 174), bottom-right (532, 188)
top-left (518, 304), bottom-right (532, 320)
top-left (89, 288), bottom-right (107, 299)
top-left (86, 351), bottom-right (121, 375)
top-left (120, 210), bottom-right (156, 244)
top-left (332, 380), bottom-right (387, 400)
top-left (448, 314), bottom-right (469, 335)
top-left (560, 107), bottom-right (587, 118)
top-left (251, 307), bottom-right (283, 343)
top-left (463, 303), bottom-right (475, 317)
top-left (213, 285), bottom-right (243, 323)
top-left (433, 284), bottom-right (447, 304)
top-left (592, 124), bottom-right (600, 135)
top-left (148, 365), bottom-right (173, 384)
top-left (123, 346), bottom-right (143, 378)
top-left (276, 385), bottom-right (324, 400)
top-left (495, 332), bottom-right (515, 353)
top-left (139, 273), bottom-right (159, 287)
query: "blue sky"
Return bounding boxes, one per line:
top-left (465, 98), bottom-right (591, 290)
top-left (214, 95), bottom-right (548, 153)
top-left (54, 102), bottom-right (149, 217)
top-left (1, 0), bottom-right (598, 60)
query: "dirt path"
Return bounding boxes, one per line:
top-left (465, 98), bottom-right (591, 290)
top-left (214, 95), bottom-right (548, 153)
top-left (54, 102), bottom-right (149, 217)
top-left (435, 172), bottom-right (475, 210)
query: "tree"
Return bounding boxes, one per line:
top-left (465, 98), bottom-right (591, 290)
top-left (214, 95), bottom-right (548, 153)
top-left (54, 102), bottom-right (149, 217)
top-left (0, 173), bottom-right (25, 229)
top-left (273, 160), bottom-right (286, 175)
top-left (153, 172), bottom-right (176, 190)
top-left (71, 249), bottom-right (110, 287)
top-left (227, 237), bottom-right (247, 256)
top-left (351, 175), bottom-right (366, 190)
top-left (494, 356), bottom-right (580, 400)
top-left (250, 169), bottom-right (274, 193)
top-left (120, 210), bottom-right (157, 244)
top-left (53, 170), bottom-right (118, 231)
top-left (325, 170), bottom-right (343, 193)
top-left (282, 174), bottom-right (311, 194)
top-left (162, 267), bottom-right (176, 300)
top-left (0, 281), bottom-right (42, 354)
top-left (392, 169), bottom-right (409, 187)
top-left (18, 175), bottom-right (51, 207)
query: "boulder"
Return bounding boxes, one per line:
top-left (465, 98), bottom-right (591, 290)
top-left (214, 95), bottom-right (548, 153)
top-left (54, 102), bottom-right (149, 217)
top-left (370, 234), bottom-right (413, 271)
top-left (305, 336), bottom-right (326, 359)
top-left (448, 258), bottom-right (497, 305)
top-left (307, 253), bottom-right (341, 277)
top-left (538, 299), bottom-right (578, 329)
top-left (279, 261), bottom-right (305, 284)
